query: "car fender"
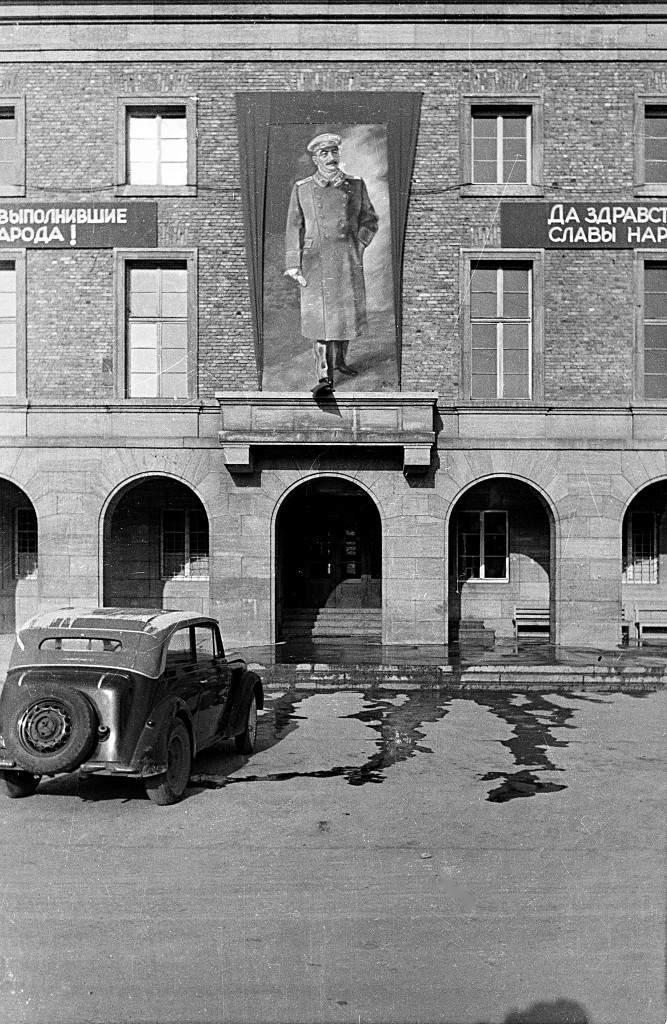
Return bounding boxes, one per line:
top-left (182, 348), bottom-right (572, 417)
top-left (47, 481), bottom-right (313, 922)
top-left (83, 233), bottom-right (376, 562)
top-left (227, 669), bottom-right (264, 736)
top-left (131, 697), bottom-right (196, 777)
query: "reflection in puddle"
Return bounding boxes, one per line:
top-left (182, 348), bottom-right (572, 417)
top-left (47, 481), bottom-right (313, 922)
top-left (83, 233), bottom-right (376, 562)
top-left (190, 687), bottom-right (656, 802)
top-left (474, 692), bottom-right (576, 802)
top-left (482, 769), bottom-right (568, 803)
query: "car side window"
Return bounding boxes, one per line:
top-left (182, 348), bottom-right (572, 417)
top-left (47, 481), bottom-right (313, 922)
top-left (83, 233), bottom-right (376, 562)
top-left (194, 625), bottom-right (216, 662)
top-left (166, 626), bottom-right (193, 667)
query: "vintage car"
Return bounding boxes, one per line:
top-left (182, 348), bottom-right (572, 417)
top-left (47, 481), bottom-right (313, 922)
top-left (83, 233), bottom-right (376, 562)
top-left (0, 607), bottom-right (263, 804)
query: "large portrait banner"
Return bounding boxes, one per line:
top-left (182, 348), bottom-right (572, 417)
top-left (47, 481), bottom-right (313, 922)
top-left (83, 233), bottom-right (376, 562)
top-left (236, 93), bottom-right (422, 392)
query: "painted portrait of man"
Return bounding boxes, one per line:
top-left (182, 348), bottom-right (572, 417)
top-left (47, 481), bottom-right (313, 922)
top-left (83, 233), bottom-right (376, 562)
top-left (284, 132), bottom-right (379, 389)
top-left (262, 122), bottom-right (398, 392)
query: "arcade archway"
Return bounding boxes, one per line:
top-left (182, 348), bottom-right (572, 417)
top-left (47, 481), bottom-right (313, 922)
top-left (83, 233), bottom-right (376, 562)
top-left (102, 476), bottom-right (210, 613)
top-left (276, 477), bottom-right (382, 642)
top-left (448, 477), bottom-right (554, 644)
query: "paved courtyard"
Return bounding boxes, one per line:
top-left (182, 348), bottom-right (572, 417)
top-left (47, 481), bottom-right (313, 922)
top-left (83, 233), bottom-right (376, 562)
top-left (0, 685), bottom-right (664, 1024)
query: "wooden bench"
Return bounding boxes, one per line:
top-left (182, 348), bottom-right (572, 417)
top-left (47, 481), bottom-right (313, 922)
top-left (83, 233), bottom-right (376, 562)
top-left (632, 605), bottom-right (667, 645)
top-left (513, 606), bottom-right (550, 639)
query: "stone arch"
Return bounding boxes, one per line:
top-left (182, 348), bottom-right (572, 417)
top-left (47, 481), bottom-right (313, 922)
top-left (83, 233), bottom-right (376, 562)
top-left (446, 474), bottom-right (557, 645)
top-left (273, 473), bottom-right (384, 643)
top-left (100, 472), bottom-right (211, 614)
top-left (0, 477), bottom-right (39, 632)
top-left (620, 475), bottom-right (667, 643)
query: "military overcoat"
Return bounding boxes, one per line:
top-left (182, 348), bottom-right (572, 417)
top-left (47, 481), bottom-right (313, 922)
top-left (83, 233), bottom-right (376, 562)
top-left (285, 171), bottom-right (379, 341)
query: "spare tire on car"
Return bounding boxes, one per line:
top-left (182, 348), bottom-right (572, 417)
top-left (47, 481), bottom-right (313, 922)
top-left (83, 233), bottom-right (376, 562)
top-left (2, 682), bottom-right (98, 775)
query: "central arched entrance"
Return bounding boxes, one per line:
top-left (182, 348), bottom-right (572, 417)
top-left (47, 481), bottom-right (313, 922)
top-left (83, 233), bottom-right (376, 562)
top-left (276, 477), bottom-right (382, 642)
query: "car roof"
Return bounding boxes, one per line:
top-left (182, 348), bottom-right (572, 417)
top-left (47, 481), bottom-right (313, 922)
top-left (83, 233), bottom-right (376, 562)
top-left (20, 607), bottom-right (213, 635)
top-left (9, 607), bottom-right (221, 678)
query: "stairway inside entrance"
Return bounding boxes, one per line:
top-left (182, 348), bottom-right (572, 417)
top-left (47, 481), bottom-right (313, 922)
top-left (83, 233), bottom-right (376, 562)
top-left (281, 608), bottom-right (381, 642)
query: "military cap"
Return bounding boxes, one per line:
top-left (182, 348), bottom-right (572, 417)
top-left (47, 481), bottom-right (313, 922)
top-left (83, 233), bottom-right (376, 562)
top-left (306, 132), bottom-right (342, 154)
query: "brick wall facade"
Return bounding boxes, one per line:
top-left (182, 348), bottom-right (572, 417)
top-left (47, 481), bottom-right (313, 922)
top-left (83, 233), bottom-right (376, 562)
top-left (0, 58), bottom-right (662, 400)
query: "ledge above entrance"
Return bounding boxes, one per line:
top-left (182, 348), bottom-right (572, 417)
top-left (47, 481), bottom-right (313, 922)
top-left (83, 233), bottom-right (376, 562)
top-left (215, 391), bottom-right (438, 473)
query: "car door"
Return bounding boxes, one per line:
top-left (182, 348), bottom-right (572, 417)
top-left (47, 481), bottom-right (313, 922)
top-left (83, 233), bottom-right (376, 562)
top-left (193, 623), bottom-right (231, 747)
top-left (163, 626), bottom-right (200, 728)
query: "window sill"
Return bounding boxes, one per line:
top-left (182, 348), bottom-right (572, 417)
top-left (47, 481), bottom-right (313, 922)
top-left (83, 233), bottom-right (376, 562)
top-left (634, 184), bottom-right (667, 198)
top-left (115, 184), bottom-right (197, 198)
top-left (460, 578), bottom-right (510, 584)
top-left (460, 183), bottom-right (544, 198)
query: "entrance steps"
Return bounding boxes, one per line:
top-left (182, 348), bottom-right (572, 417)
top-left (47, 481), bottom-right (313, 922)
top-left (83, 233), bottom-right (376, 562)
top-left (449, 619), bottom-right (496, 648)
top-left (281, 608), bottom-right (381, 641)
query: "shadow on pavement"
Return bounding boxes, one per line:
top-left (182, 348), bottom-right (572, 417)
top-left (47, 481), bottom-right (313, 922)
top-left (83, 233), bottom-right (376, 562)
top-left (498, 997), bottom-right (590, 1023)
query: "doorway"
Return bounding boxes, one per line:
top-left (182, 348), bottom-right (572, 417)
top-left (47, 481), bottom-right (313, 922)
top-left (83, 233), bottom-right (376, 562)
top-left (276, 478), bottom-right (381, 641)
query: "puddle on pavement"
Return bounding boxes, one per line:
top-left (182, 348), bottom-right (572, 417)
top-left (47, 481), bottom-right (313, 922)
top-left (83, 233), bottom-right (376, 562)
top-left (188, 687), bottom-right (657, 803)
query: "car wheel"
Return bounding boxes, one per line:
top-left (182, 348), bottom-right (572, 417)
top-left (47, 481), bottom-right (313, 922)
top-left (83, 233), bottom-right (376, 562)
top-left (0, 770), bottom-right (40, 799)
top-left (144, 719), bottom-right (191, 805)
top-left (2, 684), bottom-right (98, 775)
top-left (235, 691), bottom-right (258, 754)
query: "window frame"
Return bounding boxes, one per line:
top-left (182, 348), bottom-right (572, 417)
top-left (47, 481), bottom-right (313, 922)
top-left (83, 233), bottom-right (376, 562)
top-left (460, 94), bottom-right (544, 197)
top-left (456, 509), bottom-right (509, 583)
top-left (0, 97), bottom-right (25, 197)
top-left (634, 94), bottom-right (667, 197)
top-left (160, 507), bottom-right (210, 581)
top-left (116, 97), bottom-right (197, 197)
top-left (114, 248), bottom-right (198, 402)
top-left (633, 251), bottom-right (667, 403)
top-left (623, 510), bottom-right (658, 585)
top-left (460, 248), bottom-right (544, 405)
top-left (0, 250), bottom-right (27, 401)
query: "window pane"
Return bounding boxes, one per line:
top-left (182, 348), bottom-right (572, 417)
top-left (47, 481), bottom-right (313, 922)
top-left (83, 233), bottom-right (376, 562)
top-left (129, 267), bottom-right (159, 316)
top-left (470, 374), bottom-right (498, 399)
top-left (484, 557), bottom-right (507, 579)
top-left (128, 373), bottom-right (157, 398)
top-left (161, 138), bottom-right (187, 163)
top-left (0, 109), bottom-right (15, 140)
top-left (503, 116), bottom-right (527, 183)
top-left (129, 115), bottom-right (159, 139)
top-left (457, 512), bottom-right (481, 579)
top-left (0, 322), bottom-right (16, 347)
top-left (0, 372), bottom-right (16, 396)
top-left (160, 115), bottom-right (187, 138)
top-left (166, 627), bottom-right (192, 662)
top-left (503, 269), bottom-right (530, 317)
top-left (470, 269), bottom-right (498, 318)
top-left (161, 291), bottom-right (188, 318)
top-left (645, 267), bottom-right (667, 319)
top-left (503, 374), bottom-right (531, 399)
top-left (160, 162), bottom-right (188, 186)
top-left (472, 115), bottom-right (498, 183)
top-left (194, 626), bottom-right (215, 659)
top-left (645, 111), bottom-right (667, 182)
top-left (160, 372), bottom-right (188, 398)
top-left (16, 507), bottom-right (37, 578)
top-left (129, 162), bottom-right (158, 186)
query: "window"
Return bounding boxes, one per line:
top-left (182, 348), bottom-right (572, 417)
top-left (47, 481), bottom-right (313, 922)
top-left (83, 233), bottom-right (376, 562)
top-left (457, 511), bottom-right (508, 581)
top-left (0, 262), bottom-right (17, 397)
top-left (166, 626), bottom-right (193, 666)
top-left (461, 96), bottom-right (543, 196)
top-left (623, 512), bottom-right (658, 584)
top-left (470, 262), bottom-right (531, 399)
top-left (472, 107), bottom-right (530, 184)
top-left (117, 98), bottom-right (196, 196)
top-left (115, 249), bottom-right (197, 400)
top-left (194, 625), bottom-right (220, 660)
top-left (15, 507), bottom-right (37, 578)
top-left (461, 251), bottom-right (543, 404)
top-left (639, 260), bottom-right (667, 400)
top-left (161, 509), bottom-right (209, 579)
top-left (0, 99), bottom-right (25, 196)
top-left (634, 97), bottom-right (667, 195)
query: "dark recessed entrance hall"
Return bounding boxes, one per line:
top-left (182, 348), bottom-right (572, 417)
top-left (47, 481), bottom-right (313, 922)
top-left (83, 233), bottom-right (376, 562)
top-left (276, 478), bottom-right (382, 642)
